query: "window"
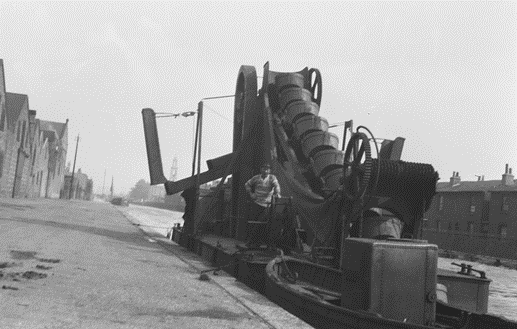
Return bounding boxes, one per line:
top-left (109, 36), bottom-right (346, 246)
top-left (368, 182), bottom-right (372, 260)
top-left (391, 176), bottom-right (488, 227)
top-left (448, 222), bottom-right (452, 231)
top-left (470, 195), bottom-right (476, 214)
top-left (481, 223), bottom-right (489, 234)
top-left (454, 222), bottom-right (460, 231)
top-left (502, 196), bottom-right (509, 213)
top-left (467, 222), bottom-right (474, 235)
top-left (499, 224), bottom-right (507, 239)
top-left (438, 195), bottom-right (444, 211)
top-left (436, 221), bottom-right (441, 232)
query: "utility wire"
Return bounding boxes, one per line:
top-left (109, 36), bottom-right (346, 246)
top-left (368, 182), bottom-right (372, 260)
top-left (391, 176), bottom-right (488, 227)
top-left (203, 104), bottom-right (233, 124)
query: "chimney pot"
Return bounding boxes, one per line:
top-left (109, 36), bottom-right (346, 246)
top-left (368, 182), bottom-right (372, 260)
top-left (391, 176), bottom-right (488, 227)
top-left (506, 164), bottom-right (509, 174)
top-left (452, 171), bottom-right (456, 177)
top-left (510, 168), bottom-right (513, 175)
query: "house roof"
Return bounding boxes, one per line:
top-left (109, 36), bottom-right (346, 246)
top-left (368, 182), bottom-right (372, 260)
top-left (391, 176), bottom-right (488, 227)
top-left (437, 179), bottom-right (517, 192)
top-left (5, 92), bottom-right (28, 131)
top-left (39, 119), bottom-right (67, 138)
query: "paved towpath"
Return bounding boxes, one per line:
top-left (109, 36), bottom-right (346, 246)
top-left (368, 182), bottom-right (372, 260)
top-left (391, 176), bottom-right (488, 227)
top-left (0, 198), bottom-right (312, 329)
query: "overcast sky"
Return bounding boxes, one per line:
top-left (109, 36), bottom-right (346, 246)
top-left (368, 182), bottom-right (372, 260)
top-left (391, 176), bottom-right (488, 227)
top-left (0, 1), bottom-right (514, 195)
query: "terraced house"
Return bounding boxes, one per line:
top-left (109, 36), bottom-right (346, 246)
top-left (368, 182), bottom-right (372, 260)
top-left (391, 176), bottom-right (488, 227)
top-left (423, 165), bottom-right (517, 260)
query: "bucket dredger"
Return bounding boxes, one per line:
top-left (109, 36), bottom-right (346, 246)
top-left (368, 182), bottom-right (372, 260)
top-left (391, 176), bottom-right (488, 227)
top-left (142, 61), bottom-right (439, 258)
top-left (142, 62), bottom-right (501, 323)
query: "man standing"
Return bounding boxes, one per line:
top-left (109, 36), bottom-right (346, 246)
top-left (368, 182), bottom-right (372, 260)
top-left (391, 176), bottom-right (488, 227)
top-left (244, 163), bottom-right (281, 248)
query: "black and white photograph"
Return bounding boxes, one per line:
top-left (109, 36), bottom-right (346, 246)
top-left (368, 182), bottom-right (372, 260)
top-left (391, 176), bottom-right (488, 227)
top-left (0, 1), bottom-right (515, 328)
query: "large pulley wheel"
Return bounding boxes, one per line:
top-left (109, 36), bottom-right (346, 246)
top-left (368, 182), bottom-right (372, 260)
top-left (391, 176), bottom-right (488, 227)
top-left (343, 132), bottom-right (372, 200)
top-left (233, 66), bottom-right (257, 152)
top-left (308, 68), bottom-right (322, 107)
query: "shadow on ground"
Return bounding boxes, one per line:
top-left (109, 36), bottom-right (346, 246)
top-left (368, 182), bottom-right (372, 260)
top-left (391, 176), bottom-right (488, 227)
top-left (0, 216), bottom-right (172, 256)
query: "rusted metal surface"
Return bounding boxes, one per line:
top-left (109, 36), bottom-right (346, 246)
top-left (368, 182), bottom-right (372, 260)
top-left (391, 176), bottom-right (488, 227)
top-left (322, 168), bottom-right (344, 190)
top-left (312, 149), bottom-right (345, 178)
top-left (301, 130), bottom-right (339, 159)
top-left (279, 87), bottom-right (313, 113)
top-left (292, 114), bottom-right (329, 141)
top-left (275, 73), bottom-right (305, 94)
top-left (284, 100), bottom-right (320, 125)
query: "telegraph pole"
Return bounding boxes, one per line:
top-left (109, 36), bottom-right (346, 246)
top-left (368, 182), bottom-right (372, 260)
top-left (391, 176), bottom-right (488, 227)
top-left (69, 135), bottom-right (80, 199)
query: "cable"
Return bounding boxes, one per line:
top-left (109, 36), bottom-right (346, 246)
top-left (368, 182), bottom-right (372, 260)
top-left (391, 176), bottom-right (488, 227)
top-left (203, 104), bottom-right (233, 124)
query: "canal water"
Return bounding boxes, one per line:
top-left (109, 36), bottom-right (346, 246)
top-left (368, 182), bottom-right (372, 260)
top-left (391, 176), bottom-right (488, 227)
top-left (438, 257), bottom-right (517, 321)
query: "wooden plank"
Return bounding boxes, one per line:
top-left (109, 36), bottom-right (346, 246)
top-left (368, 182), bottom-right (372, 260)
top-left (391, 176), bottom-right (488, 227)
top-left (206, 152), bottom-right (233, 170)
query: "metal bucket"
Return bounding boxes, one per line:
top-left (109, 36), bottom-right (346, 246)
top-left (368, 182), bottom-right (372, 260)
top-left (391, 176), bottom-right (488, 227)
top-left (301, 130), bottom-right (339, 159)
top-left (323, 167), bottom-right (344, 190)
top-left (293, 114), bottom-right (329, 141)
top-left (275, 73), bottom-right (305, 94)
top-left (279, 87), bottom-right (312, 112)
top-left (285, 100), bottom-right (320, 126)
top-left (312, 149), bottom-right (345, 177)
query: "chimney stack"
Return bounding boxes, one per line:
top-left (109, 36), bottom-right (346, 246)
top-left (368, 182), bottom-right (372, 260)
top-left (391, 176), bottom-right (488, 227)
top-left (450, 171), bottom-right (461, 187)
top-left (502, 164), bottom-right (515, 186)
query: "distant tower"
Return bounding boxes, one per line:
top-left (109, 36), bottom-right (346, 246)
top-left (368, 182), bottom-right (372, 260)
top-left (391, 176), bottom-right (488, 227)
top-left (170, 156), bottom-right (178, 182)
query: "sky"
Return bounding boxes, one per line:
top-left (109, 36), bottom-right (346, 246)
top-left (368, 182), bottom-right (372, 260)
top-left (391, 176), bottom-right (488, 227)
top-left (0, 1), bottom-right (514, 195)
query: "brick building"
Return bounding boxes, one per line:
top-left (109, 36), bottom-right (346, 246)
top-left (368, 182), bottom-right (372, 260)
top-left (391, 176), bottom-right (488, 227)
top-left (1, 92), bottom-right (31, 198)
top-left (0, 59), bottom-right (70, 199)
top-left (423, 164), bottom-right (517, 259)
